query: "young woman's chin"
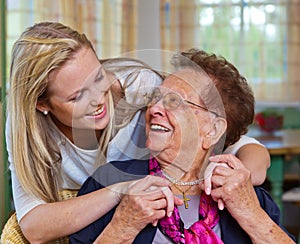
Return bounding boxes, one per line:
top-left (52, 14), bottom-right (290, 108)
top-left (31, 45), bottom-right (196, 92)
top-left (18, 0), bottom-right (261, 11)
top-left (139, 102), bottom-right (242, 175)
top-left (94, 116), bottom-right (110, 130)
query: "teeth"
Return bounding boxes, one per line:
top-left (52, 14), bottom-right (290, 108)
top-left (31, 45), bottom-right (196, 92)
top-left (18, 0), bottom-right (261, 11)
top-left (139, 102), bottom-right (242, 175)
top-left (92, 105), bottom-right (104, 116)
top-left (151, 124), bottom-right (170, 132)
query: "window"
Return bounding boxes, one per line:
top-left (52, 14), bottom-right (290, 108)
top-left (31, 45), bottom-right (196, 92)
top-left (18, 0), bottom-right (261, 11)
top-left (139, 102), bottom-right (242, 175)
top-left (6, 0), bottom-right (137, 73)
top-left (161, 0), bottom-right (300, 104)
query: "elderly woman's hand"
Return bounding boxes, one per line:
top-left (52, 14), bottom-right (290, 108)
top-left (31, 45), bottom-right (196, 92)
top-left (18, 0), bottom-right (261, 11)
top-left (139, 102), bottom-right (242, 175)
top-left (205, 155), bottom-right (295, 243)
top-left (206, 154), bottom-right (261, 226)
top-left (207, 154), bottom-right (261, 221)
top-left (124, 175), bottom-right (183, 225)
top-left (95, 175), bottom-right (181, 243)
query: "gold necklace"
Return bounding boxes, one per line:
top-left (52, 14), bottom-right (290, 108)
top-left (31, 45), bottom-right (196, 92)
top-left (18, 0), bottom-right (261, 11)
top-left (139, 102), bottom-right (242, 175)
top-left (172, 184), bottom-right (193, 209)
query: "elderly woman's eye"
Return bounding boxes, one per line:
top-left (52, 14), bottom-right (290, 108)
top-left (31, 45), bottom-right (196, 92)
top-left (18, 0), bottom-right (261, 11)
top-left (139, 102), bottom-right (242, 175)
top-left (167, 95), bottom-right (179, 104)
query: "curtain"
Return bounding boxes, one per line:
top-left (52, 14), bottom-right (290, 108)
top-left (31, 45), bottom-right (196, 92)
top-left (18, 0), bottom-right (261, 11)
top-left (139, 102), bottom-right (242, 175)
top-left (287, 0), bottom-right (300, 103)
top-left (6, 0), bottom-right (137, 62)
top-left (160, 0), bottom-right (300, 103)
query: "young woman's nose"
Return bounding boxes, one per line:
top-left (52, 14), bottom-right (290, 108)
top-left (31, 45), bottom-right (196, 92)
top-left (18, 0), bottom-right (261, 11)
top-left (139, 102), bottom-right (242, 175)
top-left (90, 92), bottom-right (104, 107)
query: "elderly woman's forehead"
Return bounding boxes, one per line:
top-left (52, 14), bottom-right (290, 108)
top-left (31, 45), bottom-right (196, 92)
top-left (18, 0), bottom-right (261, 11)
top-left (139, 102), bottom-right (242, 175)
top-left (163, 69), bottom-right (212, 93)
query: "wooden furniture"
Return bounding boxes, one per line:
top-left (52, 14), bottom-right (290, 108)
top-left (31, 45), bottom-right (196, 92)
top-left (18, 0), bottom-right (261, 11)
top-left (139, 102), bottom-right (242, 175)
top-left (253, 129), bottom-right (300, 211)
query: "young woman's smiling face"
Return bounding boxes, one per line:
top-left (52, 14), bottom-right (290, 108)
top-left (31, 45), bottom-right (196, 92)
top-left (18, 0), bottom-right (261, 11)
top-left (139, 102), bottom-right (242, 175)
top-left (41, 47), bottom-right (111, 137)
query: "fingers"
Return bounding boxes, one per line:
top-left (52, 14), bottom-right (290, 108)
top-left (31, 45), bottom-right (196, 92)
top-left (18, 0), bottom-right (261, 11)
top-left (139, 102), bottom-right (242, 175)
top-left (152, 219), bottom-right (158, 226)
top-left (209, 154), bottom-right (244, 170)
top-left (161, 186), bottom-right (174, 217)
top-left (174, 195), bottom-right (184, 206)
top-left (151, 209), bottom-right (166, 226)
top-left (203, 162), bottom-right (216, 195)
top-left (130, 175), bottom-right (169, 193)
top-left (218, 199), bottom-right (225, 210)
top-left (128, 175), bottom-right (177, 217)
top-left (203, 161), bottom-right (230, 195)
top-left (144, 183), bottom-right (182, 217)
top-left (204, 157), bottom-right (239, 211)
top-left (128, 176), bottom-right (169, 203)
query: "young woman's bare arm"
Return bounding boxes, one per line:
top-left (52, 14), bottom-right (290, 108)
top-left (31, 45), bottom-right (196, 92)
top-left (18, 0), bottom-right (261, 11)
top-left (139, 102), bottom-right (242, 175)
top-left (20, 185), bottom-right (122, 243)
top-left (20, 176), bottom-right (175, 243)
top-left (236, 143), bottom-right (270, 185)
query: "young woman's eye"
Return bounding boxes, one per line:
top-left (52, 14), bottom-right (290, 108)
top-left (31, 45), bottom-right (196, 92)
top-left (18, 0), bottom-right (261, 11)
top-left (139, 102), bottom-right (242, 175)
top-left (70, 92), bottom-right (83, 102)
top-left (95, 73), bottom-right (104, 83)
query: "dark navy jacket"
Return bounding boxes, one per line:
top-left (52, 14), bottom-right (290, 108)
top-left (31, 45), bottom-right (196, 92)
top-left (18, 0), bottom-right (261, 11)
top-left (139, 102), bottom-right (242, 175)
top-left (70, 159), bottom-right (295, 243)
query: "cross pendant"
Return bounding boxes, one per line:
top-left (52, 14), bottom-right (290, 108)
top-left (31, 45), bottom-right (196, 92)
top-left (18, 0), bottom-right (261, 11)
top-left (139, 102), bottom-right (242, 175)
top-left (182, 192), bottom-right (191, 209)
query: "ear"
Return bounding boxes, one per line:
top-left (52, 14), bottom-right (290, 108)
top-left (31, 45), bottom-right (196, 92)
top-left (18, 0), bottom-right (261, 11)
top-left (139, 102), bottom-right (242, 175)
top-left (202, 117), bottom-right (227, 150)
top-left (36, 100), bottom-right (50, 114)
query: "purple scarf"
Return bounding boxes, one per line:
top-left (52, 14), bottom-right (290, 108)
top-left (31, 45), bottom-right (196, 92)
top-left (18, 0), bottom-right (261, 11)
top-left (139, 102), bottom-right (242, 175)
top-left (149, 157), bottom-right (224, 244)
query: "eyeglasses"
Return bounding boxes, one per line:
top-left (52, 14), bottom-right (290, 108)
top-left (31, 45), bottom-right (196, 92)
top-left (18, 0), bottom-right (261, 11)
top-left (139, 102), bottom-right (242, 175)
top-left (144, 88), bottom-right (220, 117)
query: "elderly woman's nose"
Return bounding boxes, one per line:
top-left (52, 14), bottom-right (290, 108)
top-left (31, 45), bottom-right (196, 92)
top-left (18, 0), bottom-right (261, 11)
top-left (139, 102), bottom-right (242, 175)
top-left (149, 99), bottom-right (166, 117)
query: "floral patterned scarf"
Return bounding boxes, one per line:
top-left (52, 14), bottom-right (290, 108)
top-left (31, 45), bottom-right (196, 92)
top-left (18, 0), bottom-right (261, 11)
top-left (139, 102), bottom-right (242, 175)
top-left (149, 157), bottom-right (224, 244)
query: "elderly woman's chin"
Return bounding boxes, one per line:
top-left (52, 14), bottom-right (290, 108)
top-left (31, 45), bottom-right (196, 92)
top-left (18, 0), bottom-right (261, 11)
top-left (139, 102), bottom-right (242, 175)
top-left (145, 133), bottom-right (169, 154)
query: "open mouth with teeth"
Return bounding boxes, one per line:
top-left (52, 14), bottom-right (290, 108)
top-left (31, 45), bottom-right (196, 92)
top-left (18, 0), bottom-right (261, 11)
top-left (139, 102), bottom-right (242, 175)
top-left (151, 124), bottom-right (170, 132)
top-left (92, 104), bottom-right (104, 116)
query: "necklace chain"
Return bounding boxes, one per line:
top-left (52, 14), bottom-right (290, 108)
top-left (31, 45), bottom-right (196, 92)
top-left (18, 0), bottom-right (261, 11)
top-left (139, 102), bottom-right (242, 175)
top-left (162, 171), bottom-right (201, 186)
top-left (171, 184), bottom-right (193, 209)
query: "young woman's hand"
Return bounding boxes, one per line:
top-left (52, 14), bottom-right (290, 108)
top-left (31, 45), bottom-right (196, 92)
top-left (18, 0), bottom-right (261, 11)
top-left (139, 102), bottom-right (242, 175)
top-left (201, 158), bottom-right (229, 210)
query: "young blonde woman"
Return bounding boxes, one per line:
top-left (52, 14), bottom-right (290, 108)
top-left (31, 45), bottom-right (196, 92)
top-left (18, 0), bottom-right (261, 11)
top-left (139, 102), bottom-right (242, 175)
top-left (6, 22), bottom-right (269, 243)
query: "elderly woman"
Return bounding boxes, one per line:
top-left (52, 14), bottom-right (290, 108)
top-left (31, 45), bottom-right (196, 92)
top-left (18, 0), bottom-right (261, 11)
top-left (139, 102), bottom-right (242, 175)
top-left (70, 50), bottom-right (295, 243)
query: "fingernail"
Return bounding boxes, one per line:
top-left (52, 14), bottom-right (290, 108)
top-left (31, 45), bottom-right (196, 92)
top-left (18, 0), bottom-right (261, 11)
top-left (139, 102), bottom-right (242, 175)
top-left (205, 187), bottom-right (211, 195)
top-left (218, 200), bottom-right (224, 210)
top-left (167, 211), bottom-right (172, 217)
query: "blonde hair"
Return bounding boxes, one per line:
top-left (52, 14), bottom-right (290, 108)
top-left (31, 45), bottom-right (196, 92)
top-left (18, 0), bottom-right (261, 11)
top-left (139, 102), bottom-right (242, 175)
top-left (8, 22), bottom-right (113, 202)
top-left (101, 57), bottom-right (164, 132)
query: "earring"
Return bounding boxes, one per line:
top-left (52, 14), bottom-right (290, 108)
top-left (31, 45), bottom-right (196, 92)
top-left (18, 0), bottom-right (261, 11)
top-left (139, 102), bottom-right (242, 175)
top-left (43, 111), bottom-right (48, 116)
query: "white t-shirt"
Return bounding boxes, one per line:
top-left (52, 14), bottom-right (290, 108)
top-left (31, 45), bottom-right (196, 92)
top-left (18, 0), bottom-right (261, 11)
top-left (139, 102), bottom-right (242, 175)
top-left (223, 135), bottom-right (262, 155)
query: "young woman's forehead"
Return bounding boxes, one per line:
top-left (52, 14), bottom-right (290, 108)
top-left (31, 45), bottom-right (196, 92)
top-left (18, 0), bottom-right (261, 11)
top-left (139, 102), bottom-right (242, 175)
top-left (49, 48), bottom-right (100, 82)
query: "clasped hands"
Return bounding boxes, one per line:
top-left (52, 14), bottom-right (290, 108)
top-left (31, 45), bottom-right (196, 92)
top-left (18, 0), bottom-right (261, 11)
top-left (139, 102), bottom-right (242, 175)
top-left (111, 154), bottom-right (260, 236)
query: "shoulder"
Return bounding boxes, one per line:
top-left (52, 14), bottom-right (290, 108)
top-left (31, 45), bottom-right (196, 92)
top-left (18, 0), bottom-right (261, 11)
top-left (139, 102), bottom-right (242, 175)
top-left (78, 159), bottom-right (149, 196)
top-left (254, 187), bottom-right (278, 209)
top-left (254, 187), bottom-right (280, 220)
top-left (224, 135), bottom-right (264, 155)
top-left (93, 159), bottom-right (149, 176)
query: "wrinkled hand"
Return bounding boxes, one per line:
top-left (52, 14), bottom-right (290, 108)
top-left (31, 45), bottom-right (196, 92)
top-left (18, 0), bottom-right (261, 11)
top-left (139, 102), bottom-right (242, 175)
top-left (206, 154), bottom-right (261, 222)
top-left (110, 175), bottom-right (182, 237)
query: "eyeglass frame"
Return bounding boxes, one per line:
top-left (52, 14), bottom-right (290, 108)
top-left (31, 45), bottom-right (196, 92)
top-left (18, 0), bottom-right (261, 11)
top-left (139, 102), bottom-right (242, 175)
top-left (143, 88), bottom-right (221, 117)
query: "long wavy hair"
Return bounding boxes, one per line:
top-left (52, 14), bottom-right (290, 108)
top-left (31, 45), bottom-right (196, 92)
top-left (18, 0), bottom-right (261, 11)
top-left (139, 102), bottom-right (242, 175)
top-left (8, 22), bottom-right (114, 202)
top-left (101, 57), bottom-right (164, 136)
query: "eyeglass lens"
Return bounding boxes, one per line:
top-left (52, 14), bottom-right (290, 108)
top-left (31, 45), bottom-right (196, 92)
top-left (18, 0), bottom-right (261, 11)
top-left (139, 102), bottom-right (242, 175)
top-left (145, 88), bottom-right (182, 110)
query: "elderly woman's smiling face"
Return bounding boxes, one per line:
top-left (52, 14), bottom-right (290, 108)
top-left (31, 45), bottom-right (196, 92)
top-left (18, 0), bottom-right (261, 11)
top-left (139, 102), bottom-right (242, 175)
top-left (145, 69), bottom-right (225, 167)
